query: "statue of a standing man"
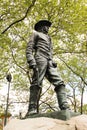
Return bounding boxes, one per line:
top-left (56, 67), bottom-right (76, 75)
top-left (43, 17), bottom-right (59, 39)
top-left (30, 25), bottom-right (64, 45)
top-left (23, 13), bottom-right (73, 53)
top-left (25, 20), bottom-right (69, 116)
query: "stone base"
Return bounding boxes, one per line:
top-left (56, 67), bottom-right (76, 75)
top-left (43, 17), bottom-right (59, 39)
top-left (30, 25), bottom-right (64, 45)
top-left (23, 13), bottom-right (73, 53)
top-left (4, 115), bottom-right (87, 130)
top-left (23, 110), bottom-right (80, 121)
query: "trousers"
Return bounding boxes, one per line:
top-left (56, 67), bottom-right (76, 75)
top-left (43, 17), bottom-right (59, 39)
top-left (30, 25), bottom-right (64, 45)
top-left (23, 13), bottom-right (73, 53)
top-left (31, 55), bottom-right (65, 87)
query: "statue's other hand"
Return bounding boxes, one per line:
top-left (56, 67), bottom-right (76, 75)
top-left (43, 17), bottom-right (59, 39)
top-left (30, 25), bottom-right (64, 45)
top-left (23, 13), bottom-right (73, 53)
top-left (30, 65), bottom-right (38, 73)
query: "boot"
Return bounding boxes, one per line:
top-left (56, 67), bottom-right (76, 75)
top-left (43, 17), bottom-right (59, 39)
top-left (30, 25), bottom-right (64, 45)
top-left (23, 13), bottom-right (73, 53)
top-left (55, 85), bottom-right (69, 110)
top-left (25, 85), bottom-right (42, 117)
top-left (37, 87), bottom-right (42, 113)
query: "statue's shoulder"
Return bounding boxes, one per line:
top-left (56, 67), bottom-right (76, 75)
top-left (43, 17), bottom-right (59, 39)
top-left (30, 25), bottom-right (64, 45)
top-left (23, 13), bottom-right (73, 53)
top-left (34, 30), bottom-right (42, 35)
top-left (33, 31), bottom-right (44, 39)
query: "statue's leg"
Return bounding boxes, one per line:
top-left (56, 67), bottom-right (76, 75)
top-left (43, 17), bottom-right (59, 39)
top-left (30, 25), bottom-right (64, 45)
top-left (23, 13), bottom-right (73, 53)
top-left (26, 57), bottom-right (48, 116)
top-left (37, 87), bottom-right (42, 113)
top-left (26, 85), bottom-right (42, 116)
top-left (46, 61), bottom-right (69, 110)
top-left (54, 85), bottom-right (69, 110)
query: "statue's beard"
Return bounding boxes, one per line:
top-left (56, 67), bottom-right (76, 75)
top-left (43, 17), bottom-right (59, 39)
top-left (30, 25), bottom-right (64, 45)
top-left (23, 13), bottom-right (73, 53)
top-left (42, 28), bottom-right (48, 34)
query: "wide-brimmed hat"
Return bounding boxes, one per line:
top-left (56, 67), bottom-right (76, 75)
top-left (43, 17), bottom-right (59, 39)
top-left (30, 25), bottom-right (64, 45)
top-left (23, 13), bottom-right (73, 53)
top-left (34, 20), bottom-right (52, 31)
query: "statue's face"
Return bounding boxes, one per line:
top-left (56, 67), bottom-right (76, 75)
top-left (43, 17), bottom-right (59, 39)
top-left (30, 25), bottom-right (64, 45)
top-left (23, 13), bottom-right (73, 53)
top-left (40, 25), bottom-right (49, 34)
top-left (44, 26), bottom-right (49, 33)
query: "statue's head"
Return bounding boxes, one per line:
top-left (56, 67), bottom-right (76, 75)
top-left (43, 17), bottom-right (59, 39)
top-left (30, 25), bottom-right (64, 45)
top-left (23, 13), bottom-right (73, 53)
top-left (34, 20), bottom-right (52, 33)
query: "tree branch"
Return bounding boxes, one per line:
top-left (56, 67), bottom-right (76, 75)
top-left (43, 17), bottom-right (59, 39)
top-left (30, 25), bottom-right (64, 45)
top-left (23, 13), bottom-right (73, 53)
top-left (54, 50), bottom-right (87, 55)
top-left (58, 56), bottom-right (87, 86)
top-left (10, 45), bottom-right (32, 83)
top-left (41, 84), bottom-right (51, 97)
top-left (40, 100), bottom-right (56, 111)
top-left (11, 47), bottom-right (26, 72)
top-left (1, 0), bottom-right (36, 34)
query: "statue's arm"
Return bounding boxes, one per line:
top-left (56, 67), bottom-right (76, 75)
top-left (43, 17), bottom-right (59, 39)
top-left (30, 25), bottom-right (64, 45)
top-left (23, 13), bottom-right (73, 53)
top-left (26, 32), bottom-right (37, 68)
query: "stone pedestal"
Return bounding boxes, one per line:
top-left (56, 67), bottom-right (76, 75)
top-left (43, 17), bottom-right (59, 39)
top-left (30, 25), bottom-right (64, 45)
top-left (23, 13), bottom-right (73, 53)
top-left (23, 110), bottom-right (80, 121)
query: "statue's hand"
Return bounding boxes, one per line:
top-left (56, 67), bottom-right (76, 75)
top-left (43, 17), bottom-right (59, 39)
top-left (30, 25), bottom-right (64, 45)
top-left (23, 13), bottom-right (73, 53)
top-left (29, 65), bottom-right (38, 73)
top-left (29, 64), bottom-right (36, 69)
top-left (52, 62), bottom-right (57, 68)
top-left (32, 65), bottom-right (38, 72)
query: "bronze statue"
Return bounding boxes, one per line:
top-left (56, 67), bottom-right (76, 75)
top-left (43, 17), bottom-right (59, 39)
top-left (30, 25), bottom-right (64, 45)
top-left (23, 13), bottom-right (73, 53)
top-left (25, 20), bottom-right (69, 116)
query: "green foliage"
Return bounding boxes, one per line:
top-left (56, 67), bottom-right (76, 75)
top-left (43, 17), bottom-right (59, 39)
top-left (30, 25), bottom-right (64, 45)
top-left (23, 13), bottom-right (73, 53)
top-left (82, 104), bottom-right (87, 114)
top-left (0, 0), bottom-right (87, 115)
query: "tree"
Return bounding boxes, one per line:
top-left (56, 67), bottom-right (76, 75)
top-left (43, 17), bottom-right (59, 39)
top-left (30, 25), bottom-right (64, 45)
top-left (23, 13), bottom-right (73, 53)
top-left (0, 0), bottom-right (87, 116)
